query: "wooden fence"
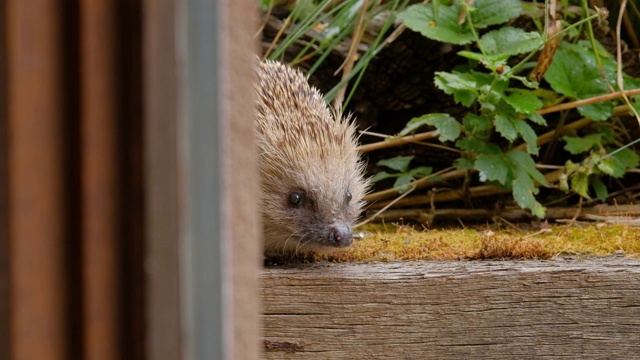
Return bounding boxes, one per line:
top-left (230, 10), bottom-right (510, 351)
top-left (1, 0), bottom-right (259, 359)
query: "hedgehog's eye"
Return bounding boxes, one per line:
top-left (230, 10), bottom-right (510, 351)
top-left (288, 192), bottom-right (304, 207)
top-left (345, 191), bottom-right (353, 204)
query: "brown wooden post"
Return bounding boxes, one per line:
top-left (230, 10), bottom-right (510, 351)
top-left (78, 0), bottom-right (122, 359)
top-left (4, 1), bottom-right (70, 359)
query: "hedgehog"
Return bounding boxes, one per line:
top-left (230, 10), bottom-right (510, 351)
top-left (255, 59), bottom-right (367, 257)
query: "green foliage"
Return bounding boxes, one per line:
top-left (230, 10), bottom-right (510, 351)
top-left (371, 156), bottom-right (433, 194)
top-left (270, 0), bottom-right (639, 218)
top-left (394, 0), bottom-right (640, 217)
top-left (397, 0), bottom-right (522, 45)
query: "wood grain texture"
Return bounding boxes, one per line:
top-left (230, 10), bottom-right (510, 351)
top-left (262, 258), bottom-right (640, 359)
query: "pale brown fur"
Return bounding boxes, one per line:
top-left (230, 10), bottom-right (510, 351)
top-left (255, 59), bottom-right (367, 256)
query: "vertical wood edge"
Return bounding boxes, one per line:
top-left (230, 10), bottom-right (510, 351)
top-left (220, 0), bottom-right (262, 359)
top-left (0, 0), bottom-right (9, 356)
top-left (143, 0), bottom-right (183, 359)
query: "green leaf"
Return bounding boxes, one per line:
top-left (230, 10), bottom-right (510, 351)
top-left (571, 171), bottom-right (590, 199)
top-left (457, 51), bottom-right (486, 63)
top-left (427, 114), bottom-right (462, 142)
top-left (394, 174), bottom-right (415, 194)
top-left (508, 151), bottom-right (546, 217)
top-left (399, 114), bottom-right (461, 142)
top-left (612, 148), bottom-right (640, 170)
top-left (507, 150), bottom-right (547, 185)
top-left (563, 134), bottom-right (603, 154)
top-left (591, 178), bottom-right (608, 201)
top-left (478, 27), bottom-right (543, 60)
top-left (454, 157), bottom-right (475, 170)
top-left (398, 3), bottom-right (474, 45)
top-left (494, 113), bottom-right (518, 141)
top-left (475, 154), bottom-right (510, 184)
top-left (544, 42), bottom-right (615, 121)
top-left (527, 113), bottom-right (547, 126)
top-left (504, 91), bottom-right (543, 114)
top-left (512, 118), bottom-right (539, 155)
top-left (599, 148), bottom-right (640, 178)
top-left (471, 0), bottom-right (522, 29)
top-left (434, 72), bottom-right (478, 107)
top-left (377, 156), bottom-right (414, 173)
top-left (457, 137), bottom-right (501, 154)
top-left (512, 178), bottom-right (546, 218)
top-left (409, 166), bottom-right (433, 177)
top-left (398, 0), bottom-right (521, 46)
top-left (370, 171), bottom-right (397, 183)
top-left (463, 113), bottom-right (492, 133)
top-left (578, 102), bottom-right (615, 121)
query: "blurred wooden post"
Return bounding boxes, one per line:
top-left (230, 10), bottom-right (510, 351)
top-left (144, 0), bottom-right (260, 359)
top-left (78, 0), bottom-right (122, 359)
top-left (3, 1), bottom-right (70, 359)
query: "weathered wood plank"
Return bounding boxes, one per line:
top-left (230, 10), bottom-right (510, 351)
top-left (262, 258), bottom-right (640, 358)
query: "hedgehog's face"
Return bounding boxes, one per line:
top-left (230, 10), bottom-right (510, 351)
top-left (259, 152), bottom-right (367, 256)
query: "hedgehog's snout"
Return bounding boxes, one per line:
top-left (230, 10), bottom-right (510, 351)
top-left (327, 223), bottom-right (353, 248)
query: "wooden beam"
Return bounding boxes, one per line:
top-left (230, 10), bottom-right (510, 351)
top-left (5, 1), bottom-right (70, 359)
top-left (263, 259), bottom-right (640, 358)
top-left (78, 0), bottom-right (121, 358)
top-left (143, 0), bottom-right (183, 358)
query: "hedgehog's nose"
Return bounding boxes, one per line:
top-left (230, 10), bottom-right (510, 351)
top-left (328, 224), bottom-right (353, 247)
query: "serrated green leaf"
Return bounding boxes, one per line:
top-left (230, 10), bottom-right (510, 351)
top-left (578, 103), bottom-right (614, 121)
top-left (504, 91), bottom-right (543, 114)
top-left (398, 114), bottom-right (460, 141)
top-left (571, 171), bottom-right (590, 199)
top-left (511, 153), bottom-right (546, 185)
top-left (513, 118), bottom-right (539, 155)
top-left (611, 148), bottom-right (640, 169)
top-left (463, 113), bottom-right (492, 133)
top-left (454, 157), bottom-right (475, 170)
top-left (457, 137), bottom-right (501, 154)
top-left (494, 113), bottom-right (518, 141)
top-left (544, 42), bottom-right (616, 121)
top-left (398, 114), bottom-right (437, 136)
top-left (434, 72), bottom-right (478, 107)
top-left (394, 174), bottom-right (415, 194)
top-left (508, 150), bottom-right (546, 217)
top-left (370, 171), bottom-right (397, 183)
top-left (512, 178), bottom-right (546, 218)
top-left (377, 156), bottom-right (414, 173)
top-left (475, 154), bottom-right (509, 184)
top-left (563, 134), bottom-right (602, 154)
top-left (507, 150), bottom-right (547, 185)
top-left (527, 113), bottom-right (547, 126)
top-left (409, 166), bottom-right (433, 177)
top-left (591, 178), bottom-right (608, 201)
top-left (398, 3), bottom-right (474, 45)
top-left (600, 148), bottom-right (640, 178)
top-left (479, 27), bottom-right (543, 60)
top-left (471, 0), bottom-right (522, 29)
top-left (427, 114), bottom-right (462, 142)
